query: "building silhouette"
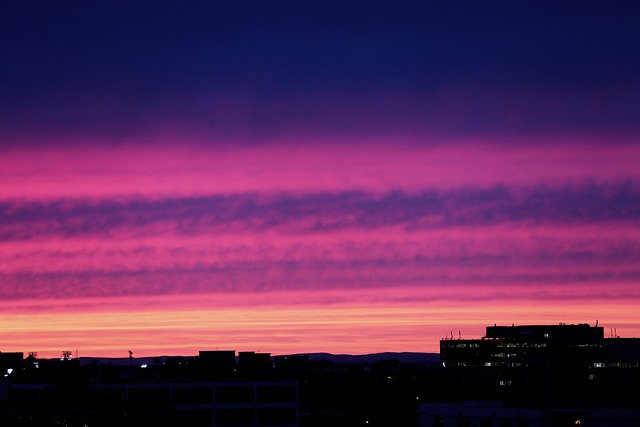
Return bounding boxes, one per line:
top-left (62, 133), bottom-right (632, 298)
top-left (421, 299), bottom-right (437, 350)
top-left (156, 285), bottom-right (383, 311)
top-left (421, 323), bottom-right (640, 427)
top-left (0, 350), bottom-right (297, 427)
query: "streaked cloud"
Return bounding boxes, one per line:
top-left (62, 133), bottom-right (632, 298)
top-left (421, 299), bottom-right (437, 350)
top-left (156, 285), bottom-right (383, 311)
top-left (1, 182), bottom-right (638, 239)
top-left (1, 182), bottom-right (638, 301)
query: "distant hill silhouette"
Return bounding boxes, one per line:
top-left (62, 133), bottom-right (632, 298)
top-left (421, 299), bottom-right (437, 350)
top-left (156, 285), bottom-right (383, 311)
top-left (69, 352), bottom-right (439, 366)
top-left (293, 352), bottom-right (439, 364)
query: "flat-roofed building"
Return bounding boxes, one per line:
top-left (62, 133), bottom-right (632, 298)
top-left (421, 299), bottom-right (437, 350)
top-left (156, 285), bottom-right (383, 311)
top-left (440, 323), bottom-right (640, 403)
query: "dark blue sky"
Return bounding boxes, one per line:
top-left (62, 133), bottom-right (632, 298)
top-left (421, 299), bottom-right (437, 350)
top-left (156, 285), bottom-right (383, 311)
top-left (2, 1), bottom-right (639, 142)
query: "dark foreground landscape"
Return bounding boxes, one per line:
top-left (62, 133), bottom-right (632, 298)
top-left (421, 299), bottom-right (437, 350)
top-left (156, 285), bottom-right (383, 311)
top-left (1, 323), bottom-right (639, 426)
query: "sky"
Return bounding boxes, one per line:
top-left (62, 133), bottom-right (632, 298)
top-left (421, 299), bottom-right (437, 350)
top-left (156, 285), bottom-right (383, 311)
top-left (1, 1), bottom-right (640, 358)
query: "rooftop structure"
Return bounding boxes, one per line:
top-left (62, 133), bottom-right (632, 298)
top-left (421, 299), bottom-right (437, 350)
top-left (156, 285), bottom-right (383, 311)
top-left (484, 323), bottom-right (604, 340)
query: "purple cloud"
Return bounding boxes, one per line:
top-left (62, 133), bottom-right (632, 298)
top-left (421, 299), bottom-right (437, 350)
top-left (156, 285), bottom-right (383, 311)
top-left (1, 182), bottom-right (638, 241)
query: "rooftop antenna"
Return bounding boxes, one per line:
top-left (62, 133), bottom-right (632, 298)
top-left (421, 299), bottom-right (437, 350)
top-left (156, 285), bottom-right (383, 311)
top-left (458, 331), bottom-right (462, 340)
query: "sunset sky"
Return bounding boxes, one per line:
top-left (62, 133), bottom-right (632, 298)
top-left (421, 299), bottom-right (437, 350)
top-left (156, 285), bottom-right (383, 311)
top-left (1, 1), bottom-right (640, 358)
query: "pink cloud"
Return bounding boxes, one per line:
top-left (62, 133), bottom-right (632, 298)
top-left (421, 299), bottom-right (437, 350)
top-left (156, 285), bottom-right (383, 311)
top-left (1, 139), bottom-right (639, 199)
top-left (1, 138), bottom-right (639, 355)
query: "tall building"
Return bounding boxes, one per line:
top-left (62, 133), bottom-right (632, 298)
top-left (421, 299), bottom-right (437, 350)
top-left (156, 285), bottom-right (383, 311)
top-left (420, 323), bottom-right (640, 427)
